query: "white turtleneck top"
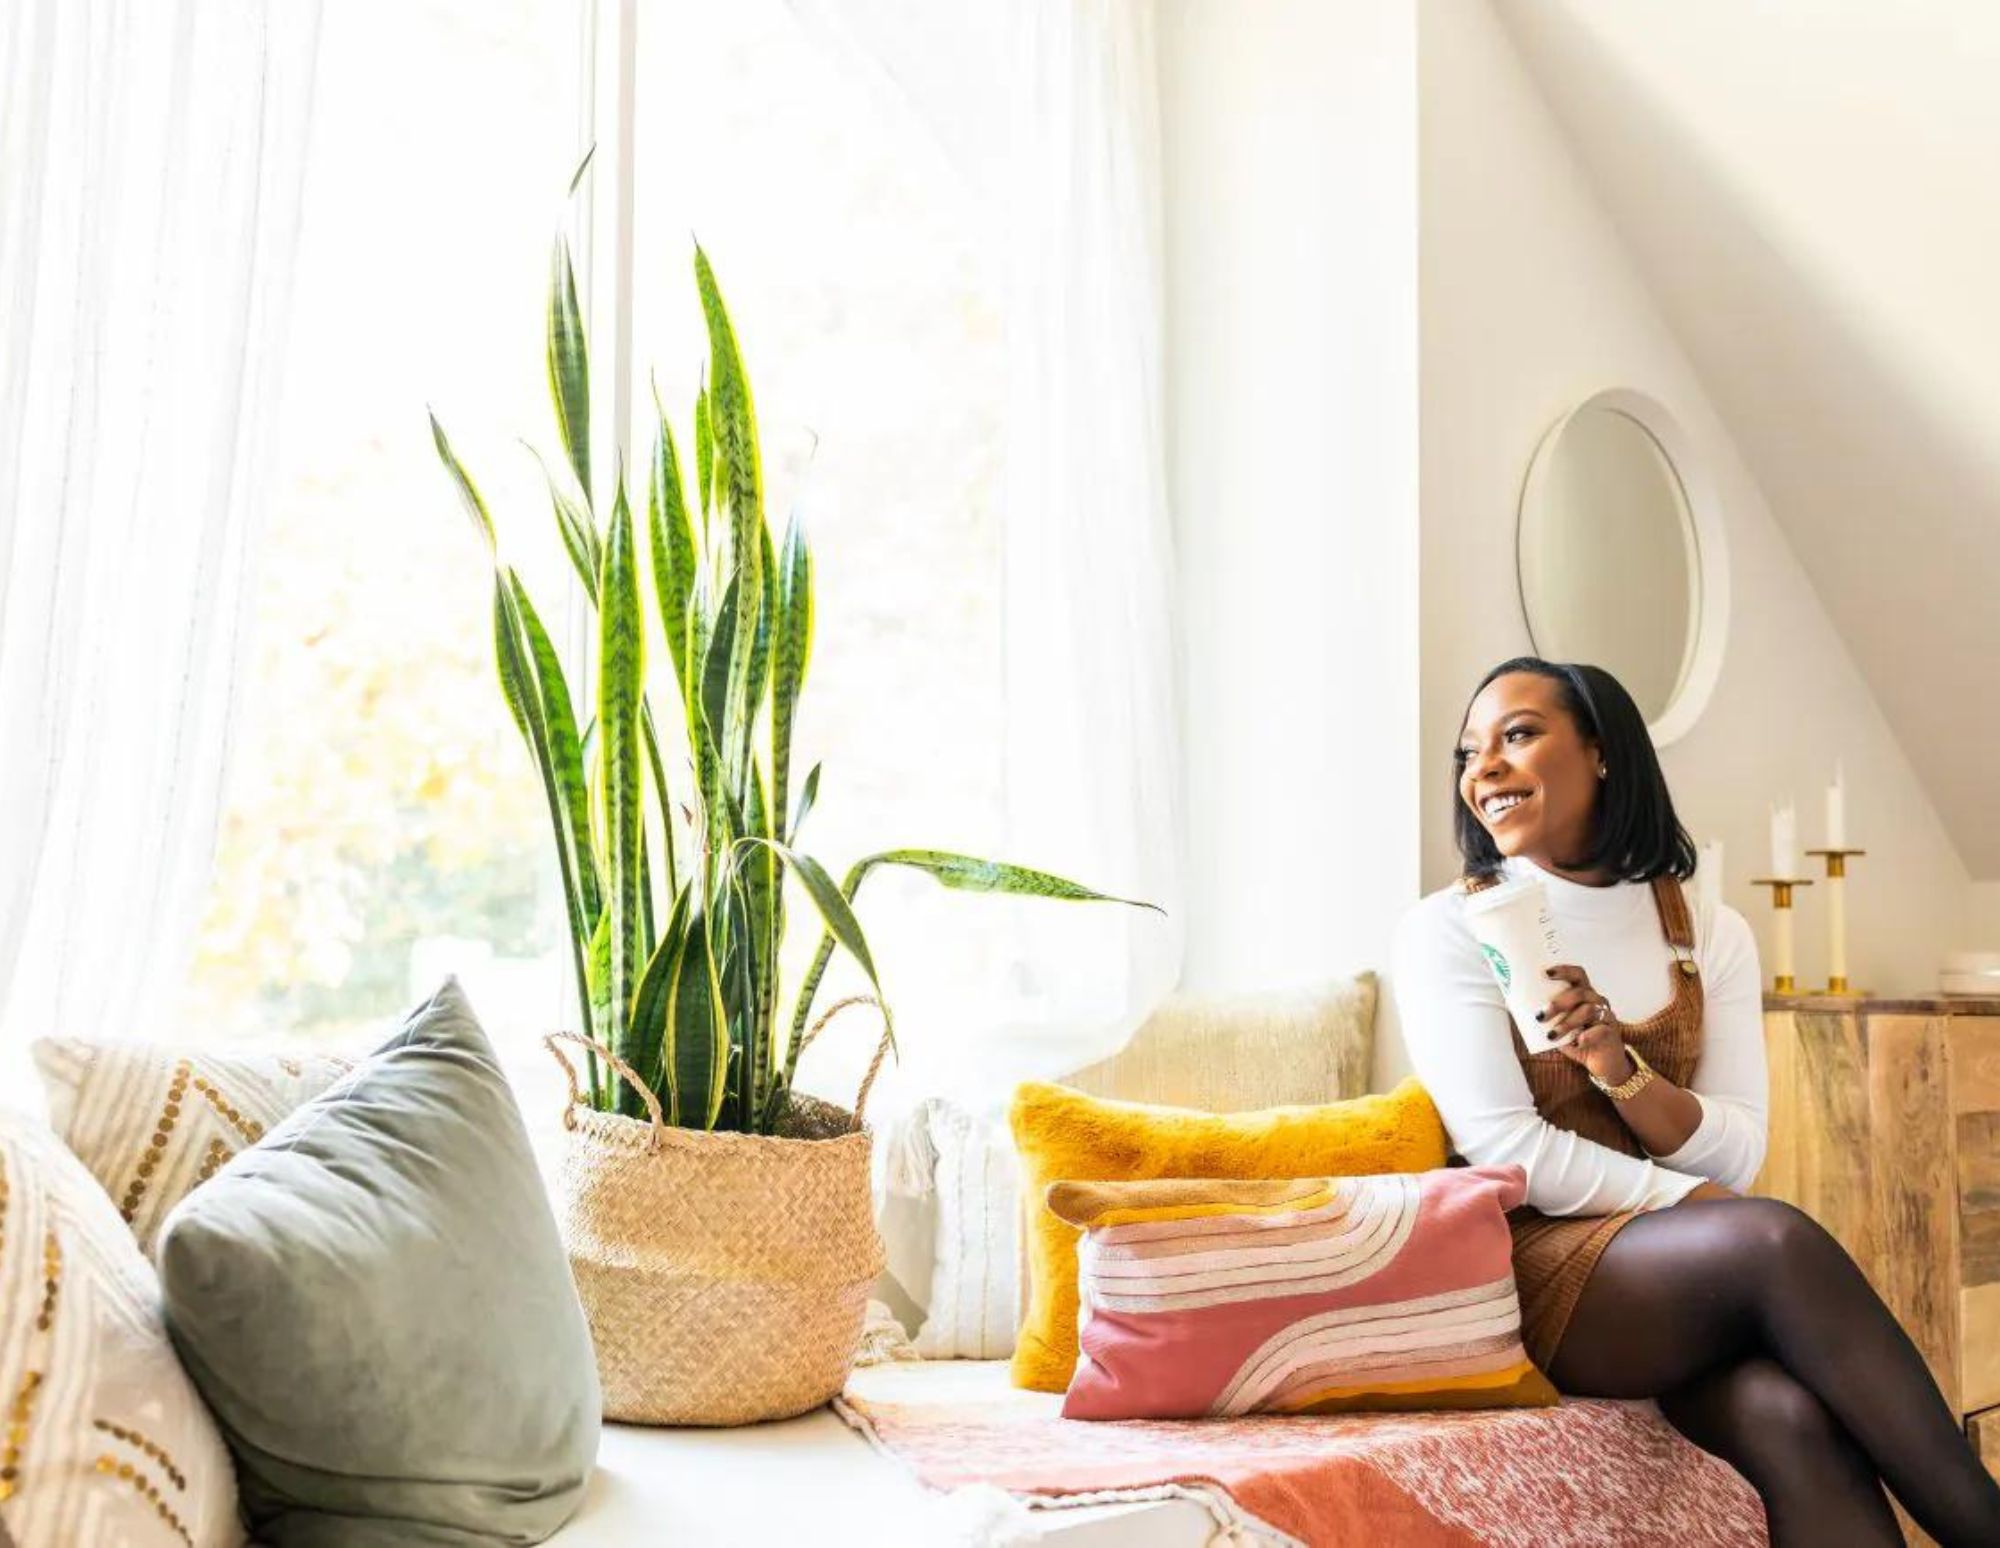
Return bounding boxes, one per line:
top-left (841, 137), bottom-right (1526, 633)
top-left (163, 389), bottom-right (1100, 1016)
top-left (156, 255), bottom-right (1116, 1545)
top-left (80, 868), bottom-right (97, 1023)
top-left (1389, 854), bottom-right (1768, 1217)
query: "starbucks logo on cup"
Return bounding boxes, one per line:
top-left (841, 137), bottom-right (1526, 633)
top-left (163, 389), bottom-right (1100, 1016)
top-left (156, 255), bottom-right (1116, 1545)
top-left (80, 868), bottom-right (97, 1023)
top-left (1479, 943), bottom-right (1511, 990)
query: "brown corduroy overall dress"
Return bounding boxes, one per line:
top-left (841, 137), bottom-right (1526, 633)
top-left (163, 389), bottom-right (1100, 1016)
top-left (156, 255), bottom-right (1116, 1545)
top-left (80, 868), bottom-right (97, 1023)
top-left (1461, 872), bottom-right (1706, 1375)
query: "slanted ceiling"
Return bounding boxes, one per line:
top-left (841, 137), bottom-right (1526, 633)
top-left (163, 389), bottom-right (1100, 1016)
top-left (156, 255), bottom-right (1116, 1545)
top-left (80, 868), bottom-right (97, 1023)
top-left (1494, 0), bottom-right (2000, 875)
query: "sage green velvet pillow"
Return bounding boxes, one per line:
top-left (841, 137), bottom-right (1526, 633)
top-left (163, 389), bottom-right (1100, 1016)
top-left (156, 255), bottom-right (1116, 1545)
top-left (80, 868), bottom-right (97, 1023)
top-left (157, 980), bottom-right (600, 1546)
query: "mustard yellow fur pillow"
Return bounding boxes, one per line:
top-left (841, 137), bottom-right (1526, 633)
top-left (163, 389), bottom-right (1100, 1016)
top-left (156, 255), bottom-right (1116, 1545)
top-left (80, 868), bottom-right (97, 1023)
top-left (1008, 1077), bottom-right (1449, 1393)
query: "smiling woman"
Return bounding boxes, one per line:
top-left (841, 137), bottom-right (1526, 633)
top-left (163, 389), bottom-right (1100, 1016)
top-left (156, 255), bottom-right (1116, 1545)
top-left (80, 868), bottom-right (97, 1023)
top-left (1452, 656), bottom-right (1696, 892)
top-left (1395, 655), bottom-right (2000, 1547)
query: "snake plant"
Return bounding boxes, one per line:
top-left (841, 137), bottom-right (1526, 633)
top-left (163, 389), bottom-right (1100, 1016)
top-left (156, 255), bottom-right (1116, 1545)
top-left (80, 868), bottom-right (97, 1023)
top-left (430, 223), bottom-right (1152, 1134)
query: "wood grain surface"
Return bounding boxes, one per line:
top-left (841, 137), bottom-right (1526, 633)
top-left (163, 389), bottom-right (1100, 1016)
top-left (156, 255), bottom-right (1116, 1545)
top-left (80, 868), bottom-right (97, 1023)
top-left (1755, 1005), bottom-right (2000, 1548)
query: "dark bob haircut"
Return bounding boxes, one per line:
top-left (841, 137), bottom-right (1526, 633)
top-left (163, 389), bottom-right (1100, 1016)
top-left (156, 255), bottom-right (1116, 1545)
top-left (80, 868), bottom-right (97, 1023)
top-left (1453, 656), bottom-right (1696, 886)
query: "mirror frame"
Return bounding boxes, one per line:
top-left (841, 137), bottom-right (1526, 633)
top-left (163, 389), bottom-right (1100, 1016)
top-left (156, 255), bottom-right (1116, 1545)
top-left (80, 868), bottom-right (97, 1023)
top-left (1517, 387), bottom-right (1729, 749)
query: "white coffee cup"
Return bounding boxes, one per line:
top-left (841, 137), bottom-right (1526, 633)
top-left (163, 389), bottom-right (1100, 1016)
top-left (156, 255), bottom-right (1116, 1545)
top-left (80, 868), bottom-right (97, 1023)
top-left (1460, 875), bottom-right (1571, 1054)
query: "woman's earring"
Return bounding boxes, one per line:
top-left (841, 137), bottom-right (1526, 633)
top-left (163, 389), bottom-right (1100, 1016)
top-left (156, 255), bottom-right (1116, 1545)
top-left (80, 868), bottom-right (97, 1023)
top-left (1597, 765), bottom-right (1608, 779)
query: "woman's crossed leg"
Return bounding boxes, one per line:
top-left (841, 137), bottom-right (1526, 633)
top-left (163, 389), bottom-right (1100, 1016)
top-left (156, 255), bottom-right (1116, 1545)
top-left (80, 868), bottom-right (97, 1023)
top-left (1547, 1196), bottom-right (2000, 1548)
top-left (1657, 1355), bottom-right (1902, 1544)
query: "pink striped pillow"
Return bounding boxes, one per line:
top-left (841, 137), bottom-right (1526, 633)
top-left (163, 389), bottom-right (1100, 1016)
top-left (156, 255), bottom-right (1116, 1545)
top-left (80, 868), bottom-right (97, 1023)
top-left (1048, 1163), bottom-right (1558, 1419)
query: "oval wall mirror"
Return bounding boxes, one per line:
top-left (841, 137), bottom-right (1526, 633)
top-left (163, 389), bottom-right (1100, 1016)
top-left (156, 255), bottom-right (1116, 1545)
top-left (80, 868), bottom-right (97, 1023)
top-left (1517, 389), bottom-right (1728, 747)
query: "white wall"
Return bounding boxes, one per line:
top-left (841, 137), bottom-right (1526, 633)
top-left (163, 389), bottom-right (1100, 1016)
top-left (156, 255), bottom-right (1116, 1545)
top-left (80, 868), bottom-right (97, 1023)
top-left (1158, 0), bottom-right (1421, 1094)
top-left (1967, 886), bottom-right (2000, 950)
top-left (1155, 0), bottom-right (1976, 1098)
top-left (1496, 0), bottom-right (2000, 879)
top-left (1418, 0), bottom-right (1969, 1028)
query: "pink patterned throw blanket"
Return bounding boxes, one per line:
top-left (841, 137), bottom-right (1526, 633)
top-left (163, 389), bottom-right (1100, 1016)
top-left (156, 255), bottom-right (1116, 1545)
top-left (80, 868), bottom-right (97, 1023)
top-left (837, 1363), bottom-right (1767, 1546)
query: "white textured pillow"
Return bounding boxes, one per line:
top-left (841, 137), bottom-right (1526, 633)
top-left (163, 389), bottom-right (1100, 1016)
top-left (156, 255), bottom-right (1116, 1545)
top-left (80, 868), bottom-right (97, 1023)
top-left (907, 974), bottom-right (1380, 1359)
top-left (0, 1108), bottom-right (243, 1548)
top-left (31, 1041), bottom-right (353, 1256)
top-left (910, 1101), bottom-right (1021, 1360)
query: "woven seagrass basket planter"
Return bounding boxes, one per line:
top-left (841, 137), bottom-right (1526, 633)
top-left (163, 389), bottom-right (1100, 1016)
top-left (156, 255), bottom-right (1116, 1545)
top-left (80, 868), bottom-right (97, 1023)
top-left (546, 1033), bottom-right (885, 1426)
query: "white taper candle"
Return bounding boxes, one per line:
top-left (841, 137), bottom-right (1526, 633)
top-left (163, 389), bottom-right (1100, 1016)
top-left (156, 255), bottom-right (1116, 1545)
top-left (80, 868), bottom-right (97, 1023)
top-left (1770, 800), bottom-right (1798, 879)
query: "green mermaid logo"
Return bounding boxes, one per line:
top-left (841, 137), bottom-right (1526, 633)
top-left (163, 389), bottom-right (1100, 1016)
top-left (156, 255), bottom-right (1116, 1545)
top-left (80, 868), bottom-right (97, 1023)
top-left (1479, 942), bottom-right (1511, 990)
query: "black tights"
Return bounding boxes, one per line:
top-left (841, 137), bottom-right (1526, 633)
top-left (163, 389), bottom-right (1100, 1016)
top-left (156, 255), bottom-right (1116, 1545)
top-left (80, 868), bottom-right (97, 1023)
top-left (1548, 1196), bottom-right (2000, 1547)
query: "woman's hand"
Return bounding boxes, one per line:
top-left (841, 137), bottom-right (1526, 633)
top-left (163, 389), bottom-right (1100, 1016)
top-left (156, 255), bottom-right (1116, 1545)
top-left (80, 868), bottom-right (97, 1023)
top-left (1683, 1181), bottom-right (1739, 1203)
top-left (1539, 964), bottom-right (1633, 1083)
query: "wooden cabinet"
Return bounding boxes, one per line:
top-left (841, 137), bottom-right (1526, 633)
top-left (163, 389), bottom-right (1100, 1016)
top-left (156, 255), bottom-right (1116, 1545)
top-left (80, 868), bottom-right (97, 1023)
top-left (1758, 994), bottom-right (2000, 1536)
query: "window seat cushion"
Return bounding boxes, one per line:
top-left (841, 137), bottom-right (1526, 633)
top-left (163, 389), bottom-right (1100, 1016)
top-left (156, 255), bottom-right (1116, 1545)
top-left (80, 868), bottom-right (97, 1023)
top-left (551, 1360), bottom-right (1766, 1548)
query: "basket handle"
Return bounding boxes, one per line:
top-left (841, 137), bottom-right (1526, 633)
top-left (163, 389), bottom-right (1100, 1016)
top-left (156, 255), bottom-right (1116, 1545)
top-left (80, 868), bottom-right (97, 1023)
top-left (798, 994), bottom-right (894, 1131)
top-left (544, 1031), bottom-right (667, 1153)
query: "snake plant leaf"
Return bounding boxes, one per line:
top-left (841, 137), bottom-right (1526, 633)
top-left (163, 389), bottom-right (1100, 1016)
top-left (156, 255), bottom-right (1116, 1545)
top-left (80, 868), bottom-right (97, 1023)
top-left (694, 382), bottom-right (714, 524)
top-left (666, 905), bottom-right (730, 1129)
top-left (717, 561), bottom-right (765, 810)
top-left (784, 851), bottom-right (1156, 1081)
top-left (788, 761), bottom-right (821, 845)
top-left (684, 573), bottom-right (743, 880)
top-left (688, 561), bottom-right (715, 677)
top-left (771, 509), bottom-right (813, 847)
top-left (641, 707), bottom-right (677, 900)
top-left (694, 247), bottom-right (764, 786)
top-left (532, 447), bottom-right (600, 605)
top-left (742, 769), bottom-right (778, 1113)
top-left (585, 907), bottom-right (612, 1056)
top-left (490, 580), bottom-right (532, 743)
top-left (695, 247), bottom-right (761, 540)
top-left (547, 237), bottom-right (592, 508)
top-left (579, 716), bottom-right (598, 826)
top-left (637, 824), bottom-right (656, 955)
top-left (744, 767), bottom-right (775, 916)
top-left (696, 744), bottom-right (742, 894)
top-left (716, 874), bottom-right (759, 1129)
top-left (599, 478), bottom-right (647, 1054)
top-left (854, 849), bottom-right (1163, 910)
top-left (509, 573), bottom-right (603, 928)
top-left (566, 142), bottom-right (596, 196)
top-left (487, 576), bottom-right (596, 1096)
top-left (628, 886), bottom-right (689, 1108)
top-left (647, 396), bottom-right (699, 697)
top-left (745, 839), bottom-right (890, 1040)
top-left (699, 571), bottom-right (741, 775)
top-left (430, 412), bottom-right (496, 551)
top-left (743, 522), bottom-right (775, 754)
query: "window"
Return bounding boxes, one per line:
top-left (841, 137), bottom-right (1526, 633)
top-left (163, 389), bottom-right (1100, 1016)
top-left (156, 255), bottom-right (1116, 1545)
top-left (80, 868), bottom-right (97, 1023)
top-left (183, 0), bottom-right (1006, 1119)
top-left (629, 0), bottom-right (1006, 1101)
top-left (180, 0), bottom-right (582, 1058)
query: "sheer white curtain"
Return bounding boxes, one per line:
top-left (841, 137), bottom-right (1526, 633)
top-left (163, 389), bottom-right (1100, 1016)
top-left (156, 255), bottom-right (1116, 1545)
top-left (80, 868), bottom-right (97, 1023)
top-left (0, 0), bottom-right (322, 1058)
top-left (788, 0), bottom-right (1185, 1109)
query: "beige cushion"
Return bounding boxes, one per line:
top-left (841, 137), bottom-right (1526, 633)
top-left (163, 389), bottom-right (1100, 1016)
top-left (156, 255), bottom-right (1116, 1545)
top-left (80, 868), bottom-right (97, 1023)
top-left (1066, 973), bottom-right (1378, 1111)
top-left (0, 1108), bottom-right (243, 1547)
top-left (31, 1040), bottom-right (353, 1257)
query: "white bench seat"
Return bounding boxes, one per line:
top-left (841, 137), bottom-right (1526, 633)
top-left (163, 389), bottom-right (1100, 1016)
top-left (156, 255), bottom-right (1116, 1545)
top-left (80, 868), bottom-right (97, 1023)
top-left (553, 1362), bottom-right (1217, 1547)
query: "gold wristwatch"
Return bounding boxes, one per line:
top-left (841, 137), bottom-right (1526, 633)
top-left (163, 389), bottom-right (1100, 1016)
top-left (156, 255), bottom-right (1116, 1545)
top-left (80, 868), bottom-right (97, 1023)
top-left (1589, 1044), bottom-right (1657, 1102)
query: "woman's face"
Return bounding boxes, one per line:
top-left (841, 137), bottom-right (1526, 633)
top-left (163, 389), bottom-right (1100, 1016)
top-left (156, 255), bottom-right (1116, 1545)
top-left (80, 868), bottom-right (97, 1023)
top-left (1456, 672), bottom-right (1603, 873)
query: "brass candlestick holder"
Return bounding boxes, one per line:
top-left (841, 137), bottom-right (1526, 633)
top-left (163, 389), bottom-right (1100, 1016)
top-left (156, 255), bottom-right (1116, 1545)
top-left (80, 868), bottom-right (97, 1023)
top-left (1750, 876), bottom-right (1815, 994)
top-left (1805, 848), bottom-right (1867, 996)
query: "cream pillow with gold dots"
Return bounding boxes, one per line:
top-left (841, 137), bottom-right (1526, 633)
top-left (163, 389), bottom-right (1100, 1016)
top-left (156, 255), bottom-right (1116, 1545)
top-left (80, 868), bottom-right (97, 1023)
top-left (0, 1107), bottom-right (243, 1547)
top-left (30, 1042), bottom-right (354, 1257)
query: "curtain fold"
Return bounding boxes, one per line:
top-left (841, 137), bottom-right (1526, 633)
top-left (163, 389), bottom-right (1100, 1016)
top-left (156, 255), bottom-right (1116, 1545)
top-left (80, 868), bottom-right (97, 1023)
top-left (787, 0), bottom-right (1185, 1107)
top-left (0, 0), bottom-right (322, 1055)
